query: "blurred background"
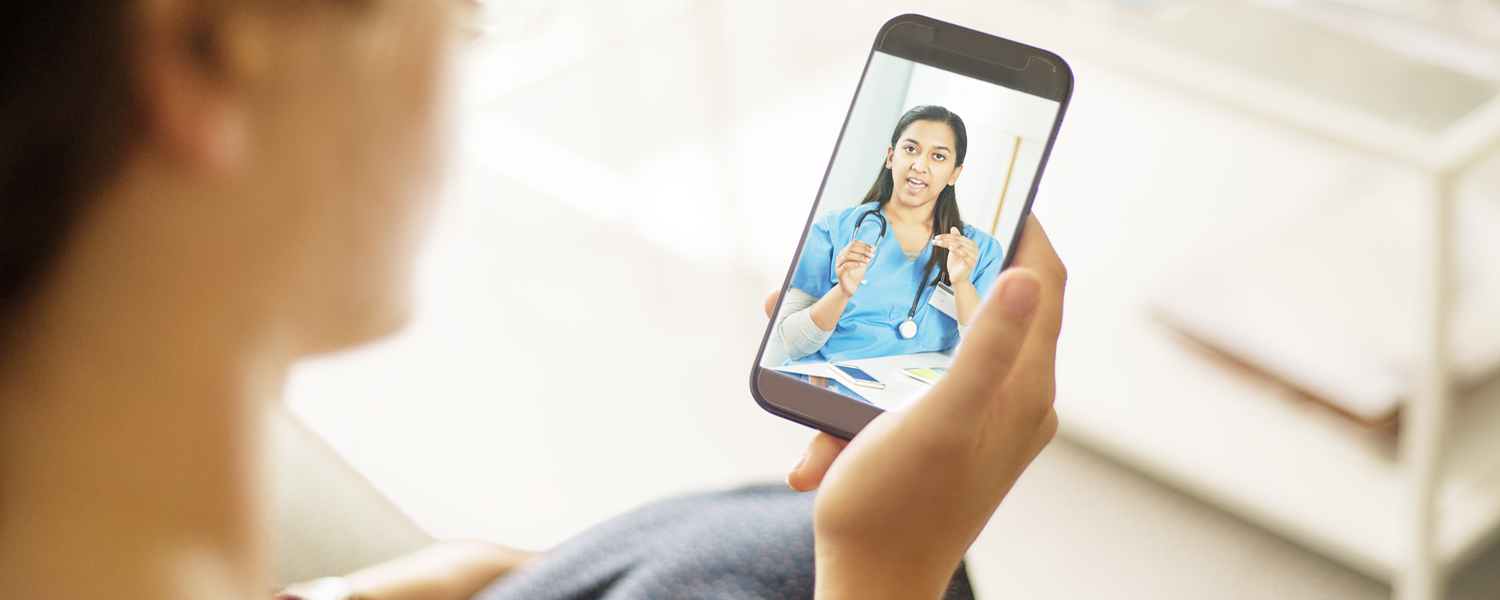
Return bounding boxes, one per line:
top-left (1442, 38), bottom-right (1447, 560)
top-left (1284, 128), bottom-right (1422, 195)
top-left (283, 0), bottom-right (1500, 597)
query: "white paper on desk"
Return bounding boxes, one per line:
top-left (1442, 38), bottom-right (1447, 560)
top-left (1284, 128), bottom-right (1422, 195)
top-left (1149, 186), bottom-right (1500, 425)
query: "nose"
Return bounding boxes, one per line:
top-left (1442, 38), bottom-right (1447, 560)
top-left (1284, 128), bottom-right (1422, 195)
top-left (911, 154), bottom-right (929, 174)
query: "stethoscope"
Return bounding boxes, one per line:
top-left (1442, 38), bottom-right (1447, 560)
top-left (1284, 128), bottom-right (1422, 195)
top-left (852, 209), bottom-right (935, 340)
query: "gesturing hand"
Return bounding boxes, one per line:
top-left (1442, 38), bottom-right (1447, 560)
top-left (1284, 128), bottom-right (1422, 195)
top-left (834, 240), bottom-right (874, 297)
top-left (933, 226), bottom-right (979, 282)
top-left (787, 215), bottom-right (1065, 600)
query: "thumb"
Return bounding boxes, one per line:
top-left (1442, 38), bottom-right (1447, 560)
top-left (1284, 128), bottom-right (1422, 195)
top-left (941, 268), bottom-right (1041, 410)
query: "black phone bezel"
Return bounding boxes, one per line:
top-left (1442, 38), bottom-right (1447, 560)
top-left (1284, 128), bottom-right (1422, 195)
top-left (748, 13), bottom-right (1074, 440)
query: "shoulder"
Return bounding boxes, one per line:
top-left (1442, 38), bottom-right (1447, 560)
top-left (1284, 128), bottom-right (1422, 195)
top-left (828, 204), bottom-right (869, 223)
top-left (815, 205), bottom-right (869, 232)
top-left (962, 224), bottom-right (1001, 249)
top-left (961, 224), bottom-right (1006, 264)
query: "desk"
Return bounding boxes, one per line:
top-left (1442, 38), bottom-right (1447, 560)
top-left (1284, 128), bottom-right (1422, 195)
top-left (771, 350), bottom-right (955, 410)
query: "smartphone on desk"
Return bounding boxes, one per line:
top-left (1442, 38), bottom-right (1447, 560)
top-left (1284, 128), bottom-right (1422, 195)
top-left (749, 14), bottom-right (1071, 439)
top-left (830, 363), bottom-right (886, 390)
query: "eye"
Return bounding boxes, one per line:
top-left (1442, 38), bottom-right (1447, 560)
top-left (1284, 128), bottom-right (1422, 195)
top-left (903, 145), bottom-right (917, 154)
top-left (932, 153), bottom-right (946, 162)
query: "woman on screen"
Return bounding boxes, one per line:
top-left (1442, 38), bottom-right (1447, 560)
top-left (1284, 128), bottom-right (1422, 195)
top-left (774, 105), bottom-right (1006, 374)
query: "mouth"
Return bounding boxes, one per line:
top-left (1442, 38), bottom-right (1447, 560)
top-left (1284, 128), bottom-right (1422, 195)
top-left (903, 177), bottom-right (928, 194)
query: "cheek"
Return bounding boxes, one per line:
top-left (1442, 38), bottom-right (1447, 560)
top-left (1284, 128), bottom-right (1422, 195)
top-left (358, 10), bottom-right (449, 194)
top-left (939, 164), bottom-right (957, 183)
top-left (892, 154), bottom-right (913, 173)
top-left (353, 13), bottom-right (452, 296)
top-left (305, 6), bottom-right (454, 346)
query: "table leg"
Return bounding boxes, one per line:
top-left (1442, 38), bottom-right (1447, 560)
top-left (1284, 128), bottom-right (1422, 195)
top-left (1394, 172), bottom-right (1454, 600)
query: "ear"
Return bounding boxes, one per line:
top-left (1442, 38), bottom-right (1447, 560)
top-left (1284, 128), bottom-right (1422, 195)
top-left (136, 0), bottom-right (256, 175)
top-left (885, 146), bottom-right (894, 169)
top-left (947, 164), bottom-right (963, 186)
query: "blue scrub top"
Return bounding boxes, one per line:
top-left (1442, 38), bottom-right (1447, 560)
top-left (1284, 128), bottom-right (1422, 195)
top-left (788, 204), bottom-right (1005, 365)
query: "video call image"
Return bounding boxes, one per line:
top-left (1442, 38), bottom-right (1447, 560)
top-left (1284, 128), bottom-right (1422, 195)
top-left (761, 51), bottom-right (1061, 410)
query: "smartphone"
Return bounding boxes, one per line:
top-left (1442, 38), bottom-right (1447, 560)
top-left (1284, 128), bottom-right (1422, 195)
top-left (750, 14), bottom-right (1071, 439)
top-left (830, 362), bottom-right (887, 389)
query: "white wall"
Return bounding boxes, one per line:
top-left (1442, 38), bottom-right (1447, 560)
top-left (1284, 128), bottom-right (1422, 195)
top-left (811, 52), bottom-right (1061, 254)
top-left (815, 52), bottom-right (914, 219)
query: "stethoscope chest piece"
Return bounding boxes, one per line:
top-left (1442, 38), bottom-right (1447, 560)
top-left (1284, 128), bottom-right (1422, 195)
top-left (898, 318), bottom-right (918, 339)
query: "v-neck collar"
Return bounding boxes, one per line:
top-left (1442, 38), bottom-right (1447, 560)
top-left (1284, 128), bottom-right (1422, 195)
top-left (879, 207), bottom-right (933, 262)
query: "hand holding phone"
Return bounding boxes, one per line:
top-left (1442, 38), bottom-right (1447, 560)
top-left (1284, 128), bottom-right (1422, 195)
top-left (750, 13), bottom-right (1072, 596)
top-left (790, 216), bottom-right (1066, 598)
top-left (751, 13), bottom-right (1070, 423)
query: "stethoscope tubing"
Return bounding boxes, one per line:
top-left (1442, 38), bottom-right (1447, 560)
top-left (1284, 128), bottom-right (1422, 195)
top-left (852, 208), bottom-right (936, 338)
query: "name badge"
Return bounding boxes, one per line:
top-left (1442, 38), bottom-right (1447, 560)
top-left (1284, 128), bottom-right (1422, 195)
top-left (928, 282), bottom-right (958, 320)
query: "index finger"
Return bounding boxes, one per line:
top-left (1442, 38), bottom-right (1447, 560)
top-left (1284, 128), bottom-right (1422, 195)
top-left (836, 242), bottom-right (867, 261)
top-left (787, 432), bottom-right (849, 492)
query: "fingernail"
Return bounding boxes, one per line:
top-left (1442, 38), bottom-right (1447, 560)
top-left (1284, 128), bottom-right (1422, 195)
top-left (1000, 274), bottom-right (1041, 318)
top-left (791, 452), bottom-right (807, 472)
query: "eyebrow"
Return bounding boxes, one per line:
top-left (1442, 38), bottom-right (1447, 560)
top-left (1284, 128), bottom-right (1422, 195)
top-left (901, 137), bottom-right (952, 153)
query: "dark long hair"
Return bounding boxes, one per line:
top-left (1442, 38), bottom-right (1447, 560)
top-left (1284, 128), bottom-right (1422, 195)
top-left (0, 1), bottom-right (363, 333)
top-left (0, 1), bottom-right (136, 328)
top-left (859, 105), bottom-right (968, 287)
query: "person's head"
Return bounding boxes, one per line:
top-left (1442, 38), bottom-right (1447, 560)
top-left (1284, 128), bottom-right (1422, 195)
top-left (860, 105), bottom-right (968, 285)
top-left (0, 0), bottom-right (467, 360)
top-left (872, 106), bottom-right (966, 211)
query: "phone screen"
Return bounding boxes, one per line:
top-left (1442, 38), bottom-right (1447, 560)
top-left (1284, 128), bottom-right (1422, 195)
top-left (833, 364), bottom-right (881, 383)
top-left (760, 48), bottom-right (1063, 411)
